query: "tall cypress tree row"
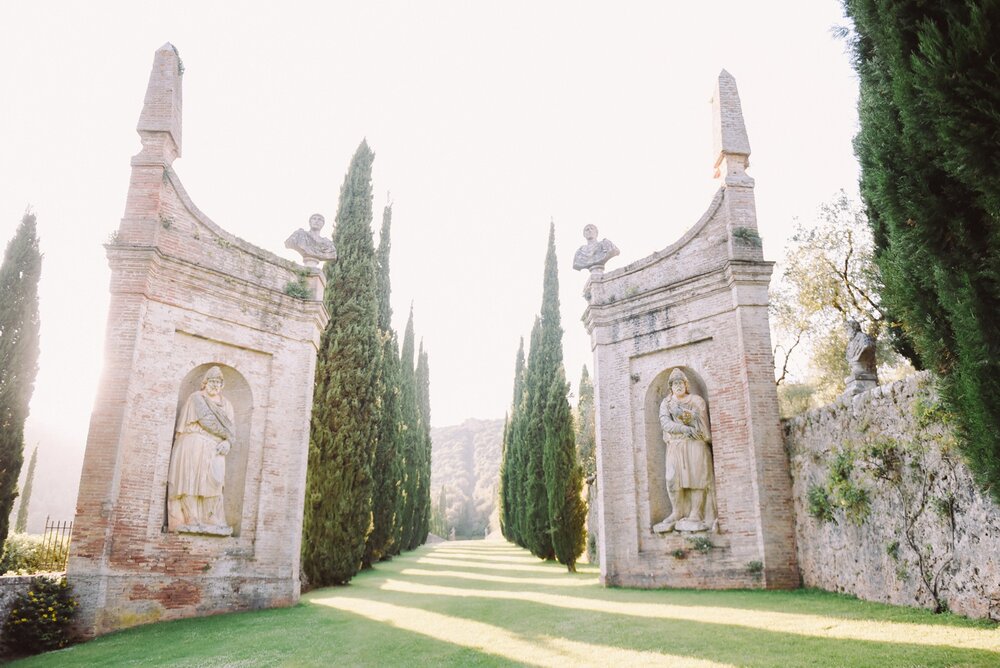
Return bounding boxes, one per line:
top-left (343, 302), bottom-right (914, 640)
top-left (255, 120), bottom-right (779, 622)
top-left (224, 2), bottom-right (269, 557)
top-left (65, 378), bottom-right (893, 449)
top-left (395, 307), bottom-right (420, 551)
top-left (431, 484), bottom-right (448, 537)
top-left (412, 342), bottom-right (432, 547)
top-left (365, 204), bottom-right (402, 566)
top-left (576, 365), bottom-right (596, 480)
top-left (498, 415), bottom-right (511, 539)
top-left (14, 446), bottom-right (37, 534)
top-left (520, 314), bottom-right (553, 559)
top-left (499, 338), bottom-right (526, 545)
top-left (846, 1), bottom-right (1000, 501)
top-left (544, 369), bottom-right (587, 571)
top-left (576, 364), bottom-right (598, 563)
top-left (538, 223), bottom-right (585, 569)
top-left (0, 212), bottom-right (42, 549)
top-left (302, 141), bottom-right (383, 586)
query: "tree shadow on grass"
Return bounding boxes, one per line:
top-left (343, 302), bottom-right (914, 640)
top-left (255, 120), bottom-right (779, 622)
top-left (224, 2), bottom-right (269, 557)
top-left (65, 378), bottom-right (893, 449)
top-left (15, 541), bottom-right (999, 667)
top-left (11, 602), bottom-right (523, 668)
top-left (310, 583), bottom-right (1000, 668)
top-left (393, 543), bottom-right (996, 629)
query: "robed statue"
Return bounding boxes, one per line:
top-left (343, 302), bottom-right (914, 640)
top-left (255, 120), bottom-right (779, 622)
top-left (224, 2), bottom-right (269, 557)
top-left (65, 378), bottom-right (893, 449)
top-left (653, 368), bottom-right (717, 533)
top-left (167, 366), bottom-right (235, 536)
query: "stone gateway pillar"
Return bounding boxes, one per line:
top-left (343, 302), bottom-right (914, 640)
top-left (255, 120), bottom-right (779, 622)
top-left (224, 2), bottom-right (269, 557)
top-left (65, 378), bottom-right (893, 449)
top-left (67, 44), bottom-right (328, 635)
top-left (580, 71), bottom-right (798, 589)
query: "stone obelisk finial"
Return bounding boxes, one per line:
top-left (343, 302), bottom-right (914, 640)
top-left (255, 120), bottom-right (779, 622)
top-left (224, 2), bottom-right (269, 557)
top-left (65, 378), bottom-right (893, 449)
top-left (711, 69), bottom-right (753, 187)
top-left (135, 43), bottom-right (183, 165)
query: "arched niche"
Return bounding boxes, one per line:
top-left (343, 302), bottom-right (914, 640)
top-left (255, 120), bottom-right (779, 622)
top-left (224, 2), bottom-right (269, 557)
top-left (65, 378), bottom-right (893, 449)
top-left (168, 363), bottom-right (253, 536)
top-left (644, 366), bottom-right (711, 528)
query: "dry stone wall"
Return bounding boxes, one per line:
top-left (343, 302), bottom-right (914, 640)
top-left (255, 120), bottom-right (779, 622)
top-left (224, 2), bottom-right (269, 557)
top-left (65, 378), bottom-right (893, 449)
top-left (785, 372), bottom-right (1000, 620)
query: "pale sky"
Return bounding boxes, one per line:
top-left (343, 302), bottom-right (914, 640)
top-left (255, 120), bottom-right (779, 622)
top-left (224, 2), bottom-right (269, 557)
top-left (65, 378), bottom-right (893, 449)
top-left (0, 1), bottom-right (860, 527)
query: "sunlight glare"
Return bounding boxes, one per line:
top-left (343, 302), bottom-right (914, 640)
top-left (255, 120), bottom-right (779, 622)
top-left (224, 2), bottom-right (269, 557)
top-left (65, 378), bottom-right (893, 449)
top-left (416, 556), bottom-right (560, 573)
top-left (400, 568), bottom-right (600, 587)
top-left (418, 551), bottom-right (545, 564)
top-left (378, 579), bottom-right (1000, 652)
top-left (312, 596), bottom-right (736, 668)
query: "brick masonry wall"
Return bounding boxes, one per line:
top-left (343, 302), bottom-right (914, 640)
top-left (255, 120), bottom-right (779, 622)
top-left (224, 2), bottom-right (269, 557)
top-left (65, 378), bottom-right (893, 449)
top-left (69, 183), bottom-right (325, 635)
top-left (785, 372), bottom-right (1000, 620)
top-left (583, 179), bottom-right (798, 590)
top-left (67, 44), bottom-right (327, 636)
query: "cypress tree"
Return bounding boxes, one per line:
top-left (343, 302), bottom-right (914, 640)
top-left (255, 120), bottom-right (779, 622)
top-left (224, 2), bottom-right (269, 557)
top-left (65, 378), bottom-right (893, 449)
top-left (412, 342), bottom-right (432, 548)
top-left (498, 415), bottom-right (511, 539)
top-left (365, 204), bottom-right (402, 566)
top-left (520, 315), bottom-right (553, 559)
top-left (537, 223), bottom-right (585, 569)
top-left (14, 446), bottom-right (37, 534)
top-left (544, 369), bottom-right (587, 571)
top-left (499, 338), bottom-right (526, 544)
top-left (846, 1), bottom-right (1000, 501)
top-left (0, 212), bottom-right (41, 549)
top-left (302, 141), bottom-right (382, 586)
top-left (431, 484), bottom-right (448, 537)
top-left (396, 307), bottom-right (420, 551)
top-left (576, 365), bottom-right (596, 480)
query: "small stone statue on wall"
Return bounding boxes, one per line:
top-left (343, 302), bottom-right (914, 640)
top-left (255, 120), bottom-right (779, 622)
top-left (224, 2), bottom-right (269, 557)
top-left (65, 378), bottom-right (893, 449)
top-left (167, 366), bottom-right (235, 536)
top-left (844, 319), bottom-right (878, 397)
top-left (285, 213), bottom-right (338, 267)
top-left (653, 368), bottom-right (716, 533)
top-left (573, 224), bottom-right (620, 274)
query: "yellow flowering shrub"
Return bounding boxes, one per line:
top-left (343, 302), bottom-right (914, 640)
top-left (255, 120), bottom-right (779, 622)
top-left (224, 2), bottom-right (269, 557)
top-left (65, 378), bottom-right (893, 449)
top-left (3, 576), bottom-right (77, 654)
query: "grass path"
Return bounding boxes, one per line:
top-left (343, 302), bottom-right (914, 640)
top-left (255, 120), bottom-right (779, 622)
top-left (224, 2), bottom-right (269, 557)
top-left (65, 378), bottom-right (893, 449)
top-left (16, 539), bottom-right (1000, 667)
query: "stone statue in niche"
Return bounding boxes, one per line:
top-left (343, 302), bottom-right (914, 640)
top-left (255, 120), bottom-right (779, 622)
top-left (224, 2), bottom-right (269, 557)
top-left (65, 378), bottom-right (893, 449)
top-left (652, 368), bottom-right (717, 534)
top-left (285, 213), bottom-right (337, 267)
top-left (573, 224), bottom-right (619, 274)
top-left (167, 366), bottom-right (235, 536)
top-left (844, 319), bottom-right (878, 396)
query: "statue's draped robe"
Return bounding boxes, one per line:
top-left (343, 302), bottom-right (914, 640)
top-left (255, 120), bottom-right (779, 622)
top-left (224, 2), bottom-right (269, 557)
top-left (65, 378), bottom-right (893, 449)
top-left (846, 331), bottom-right (877, 376)
top-left (659, 392), bottom-right (717, 524)
top-left (167, 390), bottom-right (235, 530)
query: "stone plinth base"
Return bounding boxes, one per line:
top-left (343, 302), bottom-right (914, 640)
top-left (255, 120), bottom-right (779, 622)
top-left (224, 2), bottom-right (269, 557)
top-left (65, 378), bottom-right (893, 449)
top-left (72, 573), bottom-right (298, 637)
top-left (844, 373), bottom-right (878, 398)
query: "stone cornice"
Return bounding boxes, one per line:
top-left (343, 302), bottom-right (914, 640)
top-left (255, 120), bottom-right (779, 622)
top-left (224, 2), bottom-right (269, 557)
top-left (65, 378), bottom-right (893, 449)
top-left (105, 244), bottom-right (328, 338)
top-left (594, 187), bottom-right (726, 284)
top-left (163, 167), bottom-right (315, 275)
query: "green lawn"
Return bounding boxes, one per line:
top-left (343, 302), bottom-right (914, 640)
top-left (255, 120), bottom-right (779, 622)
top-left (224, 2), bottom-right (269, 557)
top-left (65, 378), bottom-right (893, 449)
top-left (16, 540), bottom-right (1000, 667)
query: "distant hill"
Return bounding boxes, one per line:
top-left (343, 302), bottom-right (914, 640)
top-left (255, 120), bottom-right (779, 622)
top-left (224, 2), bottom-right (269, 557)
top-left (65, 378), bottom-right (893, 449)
top-left (430, 418), bottom-right (504, 538)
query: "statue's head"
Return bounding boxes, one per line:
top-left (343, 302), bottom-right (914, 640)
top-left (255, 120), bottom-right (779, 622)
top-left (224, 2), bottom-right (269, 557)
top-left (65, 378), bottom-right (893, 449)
top-left (583, 224), bottom-right (598, 242)
top-left (309, 213), bottom-right (325, 232)
top-left (668, 368), bottom-right (689, 397)
top-left (846, 319), bottom-right (861, 336)
top-left (201, 366), bottom-right (225, 395)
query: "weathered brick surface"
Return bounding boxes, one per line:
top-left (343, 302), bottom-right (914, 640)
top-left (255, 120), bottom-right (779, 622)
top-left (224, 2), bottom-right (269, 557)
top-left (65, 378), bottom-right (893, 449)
top-left (67, 44), bottom-right (327, 636)
top-left (582, 72), bottom-right (798, 589)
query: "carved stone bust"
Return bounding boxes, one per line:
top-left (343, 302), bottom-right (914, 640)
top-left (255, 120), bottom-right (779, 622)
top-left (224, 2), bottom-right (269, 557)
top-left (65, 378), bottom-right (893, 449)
top-left (573, 224), bottom-right (620, 274)
top-left (285, 213), bottom-right (337, 267)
